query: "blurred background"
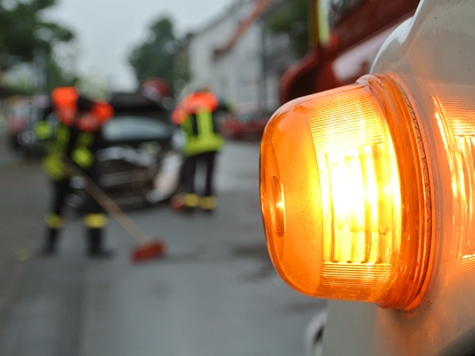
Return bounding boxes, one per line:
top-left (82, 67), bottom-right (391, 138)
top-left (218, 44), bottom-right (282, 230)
top-left (0, 0), bottom-right (327, 355)
top-left (0, 0), bottom-right (306, 112)
top-left (0, 0), bottom-right (421, 354)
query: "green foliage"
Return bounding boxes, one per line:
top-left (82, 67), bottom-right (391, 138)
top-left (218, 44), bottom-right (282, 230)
top-left (173, 40), bottom-right (190, 93)
top-left (128, 16), bottom-right (176, 88)
top-left (267, 0), bottom-right (309, 58)
top-left (44, 55), bottom-right (77, 91)
top-left (0, 0), bottom-right (74, 70)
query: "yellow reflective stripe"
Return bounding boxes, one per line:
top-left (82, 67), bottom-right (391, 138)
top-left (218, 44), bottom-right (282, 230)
top-left (42, 152), bottom-right (66, 180)
top-left (72, 147), bottom-right (94, 168)
top-left (183, 111), bottom-right (223, 156)
top-left (76, 132), bottom-right (95, 147)
top-left (56, 124), bottom-right (69, 151)
top-left (197, 110), bottom-right (213, 138)
top-left (45, 213), bottom-right (64, 229)
top-left (184, 193), bottom-right (199, 207)
top-left (181, 116), bottom-right (193, 136)
top-left (35, 121), bottom-right (52, 139)
top-left (83, 214), bottom-right (107, 228)
top-left (200, 196), bottom-right (217, 210)
top-left (183, 136), bottom-right (224, 156)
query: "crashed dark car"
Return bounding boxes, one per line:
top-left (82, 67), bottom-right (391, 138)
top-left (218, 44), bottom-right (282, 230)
top-left (67, 92), bottom-right (183, 210)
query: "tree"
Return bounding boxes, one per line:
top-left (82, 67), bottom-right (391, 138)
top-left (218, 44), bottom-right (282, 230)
top-left (0, 0), bottom-right (76, 96)
top-left (0, 0), bottom-right (74, 71)
top-left (266, 0), bottom-right (309, 59)
top-left (43, 55), bottom-right (77, 91)
top-left (128, 16), bottom-right (176, 88)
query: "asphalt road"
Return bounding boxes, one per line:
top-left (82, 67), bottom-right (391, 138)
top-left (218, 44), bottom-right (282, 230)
top-left (0, 135), bottom-right (326, 356)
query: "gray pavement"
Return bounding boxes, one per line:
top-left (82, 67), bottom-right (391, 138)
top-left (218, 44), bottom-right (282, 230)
top-left (0, 137), bottom-right (326, 356)
top-left (0, 124), bottom-right (47, 346)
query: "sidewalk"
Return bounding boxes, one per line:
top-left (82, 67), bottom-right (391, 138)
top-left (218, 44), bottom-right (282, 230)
top-left (0, 133), bottom-right (45, 349)
top-left (0, 120), bottom-right (22, 170)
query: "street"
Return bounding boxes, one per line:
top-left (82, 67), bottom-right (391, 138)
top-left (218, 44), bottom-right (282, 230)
top-left (0, 137), bottom-right (326, 356)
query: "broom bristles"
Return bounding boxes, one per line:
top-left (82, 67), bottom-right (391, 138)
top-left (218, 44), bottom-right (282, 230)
top-left (131, 241), bottom-right (166, 263)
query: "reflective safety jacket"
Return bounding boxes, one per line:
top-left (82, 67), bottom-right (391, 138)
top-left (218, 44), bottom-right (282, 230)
top-left (42, 87), bottom-right (114, 181)
top-left (51, 87), bottom-right (112, 132)
top-left (172, 91), bottom-right (227, 156)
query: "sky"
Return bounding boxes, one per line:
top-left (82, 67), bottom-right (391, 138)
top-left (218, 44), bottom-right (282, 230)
top-left (44, 0), bottom-right (234, 91)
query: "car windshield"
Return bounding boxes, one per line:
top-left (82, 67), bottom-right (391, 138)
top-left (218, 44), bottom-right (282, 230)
top-left (237, 113), bottom-right (260, 121)
top-left (103, 115), bottom-right (172, 141)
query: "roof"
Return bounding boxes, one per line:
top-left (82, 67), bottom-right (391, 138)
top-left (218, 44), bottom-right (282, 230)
top-left (213, 0), bottom-right (272, 59)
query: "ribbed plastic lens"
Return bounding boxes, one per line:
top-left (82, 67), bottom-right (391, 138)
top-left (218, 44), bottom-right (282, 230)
top-left (313, 87), bottom-right (401, 266)
top-left (260, 74), bottom-right (431, 310)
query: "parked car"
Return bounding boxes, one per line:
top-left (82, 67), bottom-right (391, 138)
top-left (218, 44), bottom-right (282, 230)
top-left (67, 92), bottom-right (183, 210)
top-left (5, 95), bottom-right (50, 155)
top-left (220, 111), bottom-right (269, 139)
top-left (5, 96), bottom-right (29, 151)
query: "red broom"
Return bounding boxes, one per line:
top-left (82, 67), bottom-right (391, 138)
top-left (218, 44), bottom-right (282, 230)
top-left (65, 159), bottom-right (166, 263)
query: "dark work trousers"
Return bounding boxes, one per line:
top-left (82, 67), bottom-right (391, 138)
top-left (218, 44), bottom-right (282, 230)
top-left (183, 151), bottom-right (218, 197)
top-left (44, 163), bottom-right (105, 254)
top-left (49, 165), bottom-right (102, 217)
top-left (50, 177), bottom-right (72, 217)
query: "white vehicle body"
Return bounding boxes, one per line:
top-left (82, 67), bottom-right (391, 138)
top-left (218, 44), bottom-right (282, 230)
top-left (321, 0), bottom-right (475, 354)
top-left (260, 0), bottom-right (475, 355)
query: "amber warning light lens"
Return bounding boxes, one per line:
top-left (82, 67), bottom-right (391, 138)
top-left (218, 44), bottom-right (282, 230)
top-left (260, 74), bottom-right (432, 310)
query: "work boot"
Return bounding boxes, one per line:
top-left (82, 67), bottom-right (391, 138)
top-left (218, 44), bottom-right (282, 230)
top-left (40, 229), bottom-right (59, 256)
top-left (200, 196), bottom-right (218, 214)
top-left (184, 193), bottom-right (199, 214)
top-left (88, 228), bottom-right (113, 258)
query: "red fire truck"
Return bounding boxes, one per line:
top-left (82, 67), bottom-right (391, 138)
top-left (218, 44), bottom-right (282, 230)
top-left (260, 0), bottom-right (475, 354)
top-left (280, 0), bottom-right (419, 104)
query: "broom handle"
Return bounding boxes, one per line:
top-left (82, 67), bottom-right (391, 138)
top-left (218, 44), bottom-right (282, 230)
top-left (82, 177), bottom-right (150, 245)
top-left (64, 158), bottom-right (150, 245)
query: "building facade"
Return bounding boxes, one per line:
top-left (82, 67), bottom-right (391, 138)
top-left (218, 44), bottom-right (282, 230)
top-left (181, 0), bottom-right (297, 114)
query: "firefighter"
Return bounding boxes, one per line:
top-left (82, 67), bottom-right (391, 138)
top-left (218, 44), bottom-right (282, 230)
top-left (172, 87), bottom-right (231, 213)
top-left (41, 86), bottom-right (114, 257)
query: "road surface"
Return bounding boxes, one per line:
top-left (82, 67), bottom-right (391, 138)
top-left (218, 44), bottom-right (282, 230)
top-left (0, 135), bottom-right (326, 356)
